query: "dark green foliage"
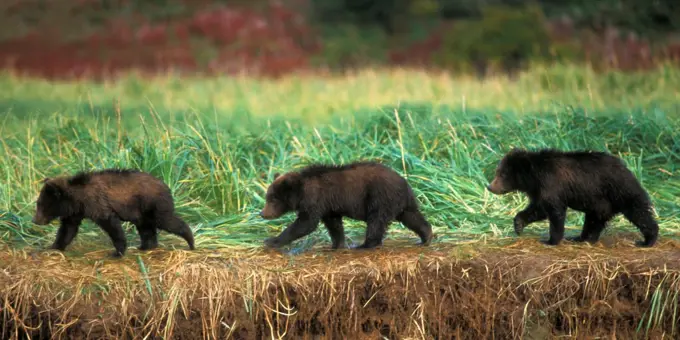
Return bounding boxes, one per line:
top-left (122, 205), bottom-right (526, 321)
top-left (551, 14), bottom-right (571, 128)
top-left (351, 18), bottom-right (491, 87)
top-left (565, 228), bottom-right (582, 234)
top-left (436, 0), bottom-right (527, 19)
top-left (309, 24), bottom-right (390, 69)
top-left (540, 0), bottom-right (679, 36)
top-left (309, 0), bottom-right (412, 35)
top-left (435, 4), bottom-right (553, 76)
top-left (310, 0), bottom-right (679, 39)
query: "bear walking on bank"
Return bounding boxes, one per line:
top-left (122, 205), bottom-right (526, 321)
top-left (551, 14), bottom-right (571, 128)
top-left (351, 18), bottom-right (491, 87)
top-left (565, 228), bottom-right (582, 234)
top-left (32, 169), bottom-right (195, 258)
top-left (487, 148), bottom-right (659, 247)
top-left (259, 161), bottom-right (433, 249)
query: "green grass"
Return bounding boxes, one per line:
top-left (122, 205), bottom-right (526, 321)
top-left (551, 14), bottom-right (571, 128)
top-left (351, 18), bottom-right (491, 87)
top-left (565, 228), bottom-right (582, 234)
top-left (0, 64), bottom-right (678, 254)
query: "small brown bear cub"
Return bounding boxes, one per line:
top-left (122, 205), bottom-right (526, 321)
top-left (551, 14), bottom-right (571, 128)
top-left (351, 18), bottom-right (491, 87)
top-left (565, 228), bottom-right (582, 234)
top-left (32, 169), bottom-right (195, 258)
top-left (487, 148), bottom-right (659, 247)
top-left (259, 161), bottom-right (433, 250)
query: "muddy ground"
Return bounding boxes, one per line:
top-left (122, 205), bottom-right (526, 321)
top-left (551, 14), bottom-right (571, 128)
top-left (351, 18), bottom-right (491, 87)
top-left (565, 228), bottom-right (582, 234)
top-left (2, 234), bottom-right (680, 339)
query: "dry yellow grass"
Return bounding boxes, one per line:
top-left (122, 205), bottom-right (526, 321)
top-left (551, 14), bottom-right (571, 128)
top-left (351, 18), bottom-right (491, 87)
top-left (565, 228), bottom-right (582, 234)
top-left (3, 234), bottom-right (680, 339)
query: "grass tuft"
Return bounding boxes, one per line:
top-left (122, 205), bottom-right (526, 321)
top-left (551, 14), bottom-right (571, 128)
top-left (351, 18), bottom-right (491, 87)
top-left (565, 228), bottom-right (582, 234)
top-left (0, 65), bottom-right (679, 253)
top-left (1, 64), bottom-right (680, 338)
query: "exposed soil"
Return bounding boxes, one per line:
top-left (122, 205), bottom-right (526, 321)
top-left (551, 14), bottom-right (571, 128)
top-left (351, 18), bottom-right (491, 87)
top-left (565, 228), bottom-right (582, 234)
top-left (2, 234), bottom-right (680, 339)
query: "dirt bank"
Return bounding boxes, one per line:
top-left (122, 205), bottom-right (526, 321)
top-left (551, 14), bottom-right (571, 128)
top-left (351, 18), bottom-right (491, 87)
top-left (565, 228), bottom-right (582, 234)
top-left (2, 235), bottom-right (680, 339)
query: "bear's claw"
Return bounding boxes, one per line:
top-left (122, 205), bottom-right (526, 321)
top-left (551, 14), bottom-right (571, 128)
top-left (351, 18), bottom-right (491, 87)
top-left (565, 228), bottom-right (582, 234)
top-left (566, 235), bottom-right (586, 243)
top-left (49, 243), bottom-right (65, 251)
top-left (331, 242), bottom-right (347, 250)
top-left (635, 239), bottom-right (655, 248)
top-left (540, 239), bottom-right (560, 246)
top-left (109, 250), bottom-right (124, 258)
top-left (264, 237), bottom-right (282, 248)
top-left (513, 216), bottom-right (526, 235)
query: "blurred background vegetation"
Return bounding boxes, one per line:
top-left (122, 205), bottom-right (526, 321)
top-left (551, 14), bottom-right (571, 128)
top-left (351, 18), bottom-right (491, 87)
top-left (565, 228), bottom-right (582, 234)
top-left (0, 0), bottom-right (679, 251)
top-left (0, 0), bottom-right (678, 79)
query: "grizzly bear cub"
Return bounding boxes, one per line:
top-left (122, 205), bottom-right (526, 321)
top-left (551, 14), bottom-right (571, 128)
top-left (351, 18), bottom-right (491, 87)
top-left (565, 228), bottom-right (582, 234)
top-left (259, 161), bottom-right (433, 250)
top-left (487, 148), bottom-right (659, 247)
top-left (32, 169), bottom-right (195, 258)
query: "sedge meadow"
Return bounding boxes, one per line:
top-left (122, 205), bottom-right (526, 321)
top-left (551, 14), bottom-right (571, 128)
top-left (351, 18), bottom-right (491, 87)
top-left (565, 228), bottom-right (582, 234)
top-left (1, 64), bottom-right (680, 339)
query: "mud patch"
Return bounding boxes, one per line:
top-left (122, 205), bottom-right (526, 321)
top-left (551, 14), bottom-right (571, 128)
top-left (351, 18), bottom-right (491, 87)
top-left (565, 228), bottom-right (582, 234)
top-left (2, 238), bottom-right (680, 339)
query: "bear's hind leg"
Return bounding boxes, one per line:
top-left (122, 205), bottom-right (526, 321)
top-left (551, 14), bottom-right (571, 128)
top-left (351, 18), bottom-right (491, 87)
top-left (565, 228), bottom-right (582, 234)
top-left (322, 216), bottom-right (346, 249)
top-left (356, 214), bottom-right (390, 250)
top-left (135, 220), bottom-right (159, 251)
top-left (51, 216), bottom-right (83, 251)
top-left (397, 209), bottom-right (433, 246)
top-left (95, 216), bottom-right (127, 258)
top-left (623, 206), bottom-right (659, 247)
top-left (156, 214), bottom-right (195, 250)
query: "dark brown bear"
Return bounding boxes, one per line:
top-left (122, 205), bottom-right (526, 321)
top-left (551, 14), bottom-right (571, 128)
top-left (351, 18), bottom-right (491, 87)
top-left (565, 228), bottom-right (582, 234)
top-left (487, 148), bottom-right (659, 247)
top-left (32, 169), bottom-right (195, 258)
top-left (259, 161), bottom-right (433, 249)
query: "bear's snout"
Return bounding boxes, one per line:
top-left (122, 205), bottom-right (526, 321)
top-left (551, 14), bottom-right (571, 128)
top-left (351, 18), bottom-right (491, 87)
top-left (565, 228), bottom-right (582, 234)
top-left (259, 205), bottom-right (280, 220)
top-left (260, 209), bottom-right (275, 220)
top-left (32, 213), bottom-right (50, 225)
top-left (487, 178), bottom-right (506, 195)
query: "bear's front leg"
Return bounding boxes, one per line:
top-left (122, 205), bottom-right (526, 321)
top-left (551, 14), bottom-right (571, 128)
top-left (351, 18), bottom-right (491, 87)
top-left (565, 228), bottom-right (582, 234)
top-left (322, 216), bottom-right (347, 249)
top-left (95, 216), bottom-right (128, 258)
top-left (264, 213), bottom-right (320, 249)
top-left (542, 206), bottom-right (567, 246)
top-left (514, 201), bottom-right (548, 235)
top-left (50, 216), bottom-right (84, 251)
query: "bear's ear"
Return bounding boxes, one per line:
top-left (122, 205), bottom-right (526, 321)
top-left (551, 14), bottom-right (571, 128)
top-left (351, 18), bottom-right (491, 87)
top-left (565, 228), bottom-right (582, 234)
top-left (41, 177), bottom-right (50, 184)
top-left (44, 178), bottom-right (69, 199)
top-left (279, 173), bottom-right (301, 190)
top-left (273, 172), bottom-right (281, 180)
top-left (508, 148), bottom-right (527, 156)
top-left (44, 182), bottom-right (62, 199)
top-left (508, 149), bottom-right (533, 172)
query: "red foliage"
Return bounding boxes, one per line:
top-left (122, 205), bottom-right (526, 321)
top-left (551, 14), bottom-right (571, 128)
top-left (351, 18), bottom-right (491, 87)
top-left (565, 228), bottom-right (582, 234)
top-left (0, 4), bottom-right (677, 80)
top-left (136, 24), bottom-right (168, 45)
top-left (663, 43), bottom-right (680, 62)
top-left (0, 2), bottom-right (322, 79)
top-left (581, 28), bottom-right (657, 71)
top-left (388, 24), bottom-right (448, 67)
top-left (174, 23), bottom-right (191, 42)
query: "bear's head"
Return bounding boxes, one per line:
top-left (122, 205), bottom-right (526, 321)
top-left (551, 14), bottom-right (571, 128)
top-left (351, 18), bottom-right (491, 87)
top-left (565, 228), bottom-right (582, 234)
top-left (32, 177), bottom-right (74, 225)
top-left (487, 148), bottom-right (536, 195)
top-left (260, 172), bottom-right (303, 219)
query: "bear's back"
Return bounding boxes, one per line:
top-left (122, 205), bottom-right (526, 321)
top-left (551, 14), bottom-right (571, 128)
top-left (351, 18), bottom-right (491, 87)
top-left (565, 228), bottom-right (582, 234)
top-left (70, 169), bottom-right (171, 204)
top-left (300, 161), bottom-right (403, 186)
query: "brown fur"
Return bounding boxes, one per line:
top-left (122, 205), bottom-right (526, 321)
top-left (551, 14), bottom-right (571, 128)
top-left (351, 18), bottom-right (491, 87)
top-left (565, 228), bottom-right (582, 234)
top-left (487, 148), bottom-right (659, 247)
top-left (32, 169), bottom-right (195, 258)
top-left (260, 161), bottom-right (433, 250)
